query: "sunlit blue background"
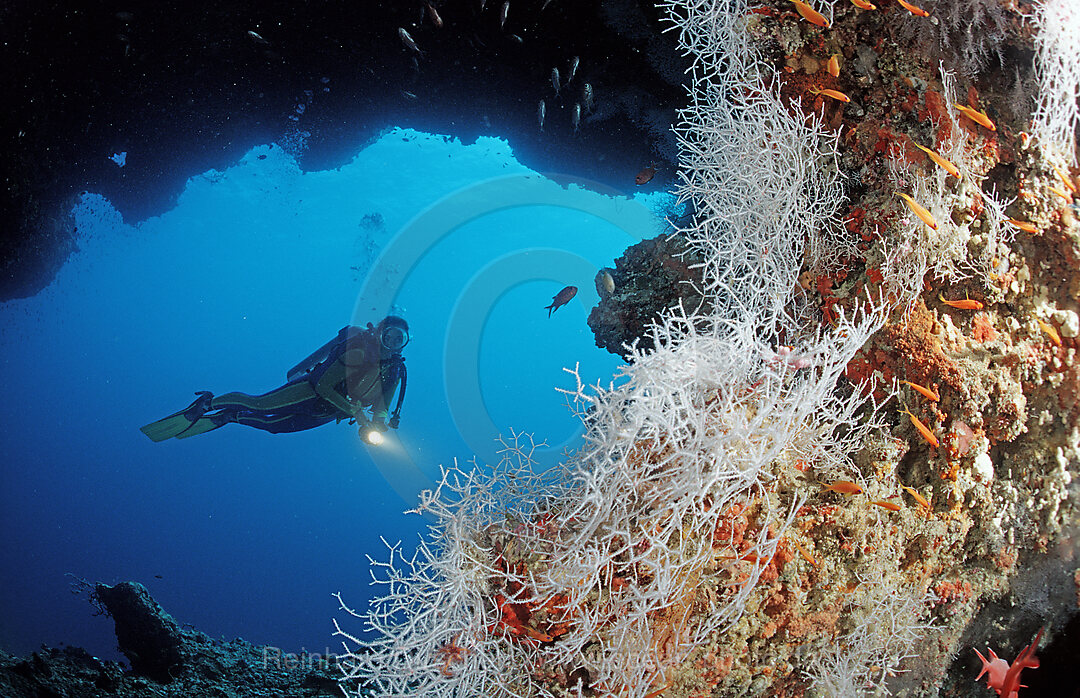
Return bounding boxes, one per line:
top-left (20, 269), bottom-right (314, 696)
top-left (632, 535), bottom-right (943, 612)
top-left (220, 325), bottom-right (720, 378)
top-left (0, 128), bottom-right (670, 661)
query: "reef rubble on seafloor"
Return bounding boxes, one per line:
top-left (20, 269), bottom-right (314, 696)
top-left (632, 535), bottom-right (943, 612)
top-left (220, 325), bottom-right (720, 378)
top-left (334, 0), bottom-right (1079, 696)
top-left (0, 581), bottom-right (347, 698)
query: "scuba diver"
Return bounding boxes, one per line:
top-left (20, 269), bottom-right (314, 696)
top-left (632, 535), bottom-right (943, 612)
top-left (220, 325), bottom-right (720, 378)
top-left (140, 316), bottom-right (409, 445)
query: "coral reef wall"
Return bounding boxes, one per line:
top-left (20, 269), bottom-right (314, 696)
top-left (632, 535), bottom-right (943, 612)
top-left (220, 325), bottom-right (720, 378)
top-left (333, 0), bottom-right (1080, 696)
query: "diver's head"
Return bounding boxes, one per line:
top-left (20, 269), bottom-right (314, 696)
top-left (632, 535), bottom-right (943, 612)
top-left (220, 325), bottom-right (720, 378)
top-left (378, 315), bottom-right (410, 353)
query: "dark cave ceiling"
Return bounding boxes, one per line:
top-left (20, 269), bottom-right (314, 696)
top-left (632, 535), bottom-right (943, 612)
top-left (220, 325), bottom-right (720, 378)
top-left (1, 0), bottom-right (688, 301)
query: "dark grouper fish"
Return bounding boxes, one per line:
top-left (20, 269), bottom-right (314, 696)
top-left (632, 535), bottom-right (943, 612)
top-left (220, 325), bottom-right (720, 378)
top-left (545, 285), bottom-right (577, 317)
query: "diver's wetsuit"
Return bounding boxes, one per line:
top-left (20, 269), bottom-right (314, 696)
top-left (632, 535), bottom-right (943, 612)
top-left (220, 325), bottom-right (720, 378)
top-left (172, 326), bottom-right (402, 438)
top-left (202, 376), bottom-right (344, 434)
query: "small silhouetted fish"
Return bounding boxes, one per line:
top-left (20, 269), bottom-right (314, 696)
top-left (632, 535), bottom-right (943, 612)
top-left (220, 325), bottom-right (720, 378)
top-left (500, 1), bottom-right (510, 28)
top-left (154, 575), bottom-right (163, 579)
top-left (635, 165), bottom-right (656, 185)
top-left (425, 2), bottom-right (443, 28)
top-left (545, 286), bottom-right (578, 317)
top-left (507, 33), bottom-right (523, 43)
top-left (571, 102), bottom-right (581, 132)
top-left (398, 27), bottom-right (421, 53)
top-left (582, 83), bottom-right (594, 111)
top-left (247, 30), bottom-right (269, 45)
top-left (538, 99), bottom-right (545, 131)
top-left (551, 67), bottom-right (560, 94)
top-left (568, 56), bottom-right (579, 83)
top-left (402, 90), bottom-right (418, 100)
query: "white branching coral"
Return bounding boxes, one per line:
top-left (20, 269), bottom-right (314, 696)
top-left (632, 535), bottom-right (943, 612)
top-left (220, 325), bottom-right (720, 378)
top-left (1031, 0), bottom-right (1080, 164)
top-left (805, 578), bottom-right (937, 698)
top-left (545, 301), bottom-right (886, 689)
top-left (877, 64), bottom-right (1014, 304)
top-left (897, 0), bottom-right (1014, 77)
top-left (334, 308), bottom-right (889, 697)
top-left (333, 438), bottom-right (564, 697)
top-left (662, 0), bottom-right (854, 331)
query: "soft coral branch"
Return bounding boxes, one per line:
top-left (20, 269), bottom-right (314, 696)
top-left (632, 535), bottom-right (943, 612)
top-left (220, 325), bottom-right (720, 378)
top-left (974, 627), bottom-right (1044, 698)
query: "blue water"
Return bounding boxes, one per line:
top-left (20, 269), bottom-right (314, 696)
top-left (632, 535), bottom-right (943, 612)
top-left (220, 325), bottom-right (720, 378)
top-left (0, 128), bottom-right (670, 661)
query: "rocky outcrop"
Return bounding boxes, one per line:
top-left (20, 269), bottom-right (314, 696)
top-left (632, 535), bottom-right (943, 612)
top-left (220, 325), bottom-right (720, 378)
top-left (588, 233), bottom-right (709, 358)
top-left (0, 581), bottom-right (347, 698)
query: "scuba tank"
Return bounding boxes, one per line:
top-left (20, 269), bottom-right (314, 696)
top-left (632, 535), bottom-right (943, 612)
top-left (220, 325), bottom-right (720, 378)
top-left (287, 326), bottom-right (357, 382)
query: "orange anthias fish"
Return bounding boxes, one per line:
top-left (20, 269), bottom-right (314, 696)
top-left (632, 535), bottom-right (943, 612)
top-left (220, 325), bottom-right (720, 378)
top-left (635, 166), bottom-right (656, 185)
top-left (545, 285), bottom-right (578, 317)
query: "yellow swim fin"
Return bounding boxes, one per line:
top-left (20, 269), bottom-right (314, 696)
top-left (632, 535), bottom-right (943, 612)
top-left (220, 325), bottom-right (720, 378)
top-left (140, 392), bottom-right (213, 442)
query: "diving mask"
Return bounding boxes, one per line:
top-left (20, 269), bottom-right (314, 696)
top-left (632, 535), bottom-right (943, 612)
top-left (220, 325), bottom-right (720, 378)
top-left (381, 325), bottom-right (409, 352)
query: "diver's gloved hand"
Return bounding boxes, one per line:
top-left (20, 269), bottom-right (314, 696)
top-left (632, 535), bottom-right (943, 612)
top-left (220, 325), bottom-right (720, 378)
top-left (370, 409), bottom-right (390, 431)
top-left (338, 402), bottom-right (360, 424)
